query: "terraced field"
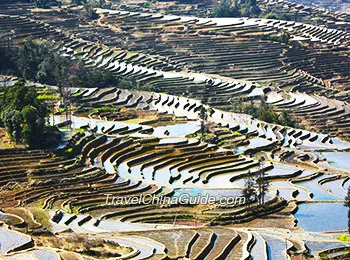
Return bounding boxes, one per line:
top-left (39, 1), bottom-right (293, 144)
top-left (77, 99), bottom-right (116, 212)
top-left (1, 0), bottom-right (350, 259)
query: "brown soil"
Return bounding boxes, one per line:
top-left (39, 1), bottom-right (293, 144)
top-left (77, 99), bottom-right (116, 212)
top-left (229, 202), bottom-right (298, 230)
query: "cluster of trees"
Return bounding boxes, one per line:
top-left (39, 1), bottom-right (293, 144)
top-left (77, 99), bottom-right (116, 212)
top-left (0, 80), bottom-right (60, 148)
top-left (0, 37), bottom-right (138, 147)
top-left (242, 161), bottom-right (270, 206)
top-left (64, 0), bottom-right (106, 7)
top-left (213, 0), bottom-right (299, 25)
top-left (83, 0), bottom-right (105, 7)
top-left (214, 0), bottom-right (261, 18)
top-left (35, 0), bottom-right (58, 8)
top-left (212, 0), bottom-right (294, 44)
top-left (1, 38), bottom-right (123, 89)
top-left (34, 0), bottom-right (105, 9)
top-left (78, 0), bottom-right (106, 19)
top-left (0, 37), bottom-right (142, 147)
top-left (231, 99), bottom-right (298, 128)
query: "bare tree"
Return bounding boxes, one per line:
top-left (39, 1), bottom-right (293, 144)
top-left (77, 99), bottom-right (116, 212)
top-left (344, 187), bottom-right (350, 234)
top-left (242, 176), bottom-right (257, 207)
top-left (199, 106), bottom-right (208, 140)
top-left (58, 84), bottom-right (72, 129)
top-left (199, 95), bottom-right (208, 140)
top-left (256, 159), bottom-right (270, 206)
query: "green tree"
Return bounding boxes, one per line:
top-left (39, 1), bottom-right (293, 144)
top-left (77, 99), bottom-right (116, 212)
top-left (81, 4), bottom-right (99, 20)
top-left (279, 110), bottom-right (296, 128)
top-left (2, 110), bottom-right (23, 144)
top-left (244, 101), bottom-right (259, 118)
top-left (21, 106), bottom-right (46, 147)
top-left (88, 0), bottom-right (105, 7)
top-left (17, 38), bottom-right (43, 80)
top-left (258, 107), bottom-right (279, 124)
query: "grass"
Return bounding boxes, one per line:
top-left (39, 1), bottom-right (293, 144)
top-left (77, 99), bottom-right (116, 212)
top-left (186, 133), bottom-right (197, 138)
top-left (30, 208), bottom-right (51, 230)
top-left (337, 234), bottom-right (350, 242)
top-left (31, 198), bottom-right (46, 209)
top-left (121, 118), bottom-right (150, 124)
top-left (319, 247), bottom-right (350, 259)
top-left (34, 235), bottom-right (133, 257)
top-left (186, 133), bottom-right (211, 139)
top-left (37, 94), bottom-right (60, 100)
top-left (64, 147), bottom-right (73, 153)
top-left (93, 106), bottom-right (119, 112)
top-left (72, 92), bottom-right (83, 97)
top-left (76, 128), bottom-right (85, 134)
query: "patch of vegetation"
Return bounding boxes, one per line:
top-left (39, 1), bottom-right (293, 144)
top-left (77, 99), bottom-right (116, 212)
top-left (37, 94), bottom-right (60, 100)
top-left (319, 247), bottom-right (350, 259)
top-left (186, 132), bottom-right (211, 139)
top-left (75, 128), bottom-right (85, 134)
top-left (186, 133), bottom-right (197, 138)
top-left (64, 147), bottom-right (73, 153)
top-left (311, 16), bottom-right (326, 26)
top-left (337, 234), bottom-right (350, 242)
top-left (34, 235), bottom-right (133, 257)
top-left (66, 0), bottom-right (106, 6)
top-left (81, 4), bottom-right (99, 20)
top-left (72, 92), bottom-right (83, 98)
top-left (93, 106), bottom-right (119, 112)
top-left (58, 107), bottom-right (66, 113)
top-left (35, 0), bottom-right (58, 8)
top-left (213, 0), bottom-right (261, 18)
top-left (31, 208), bottom-right (51, 230)
top-left (259, 30), bottom-right (291, 44)
top-left (262, 12), bottom-right (294, 21)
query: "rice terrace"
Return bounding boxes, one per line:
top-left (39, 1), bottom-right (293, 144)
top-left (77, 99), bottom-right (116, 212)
top-left (0, 0), bottom-right (350, 259)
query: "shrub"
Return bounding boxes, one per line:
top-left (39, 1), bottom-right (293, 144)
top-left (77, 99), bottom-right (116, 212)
top-left (260, 30), bottom-right (291, 44)
top-left (31, 208), bottom-right (51, 230)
